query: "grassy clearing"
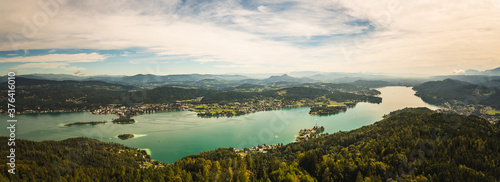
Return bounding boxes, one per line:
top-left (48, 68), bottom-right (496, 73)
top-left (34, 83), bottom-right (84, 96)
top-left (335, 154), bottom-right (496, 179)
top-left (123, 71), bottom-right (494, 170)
top-left (486, 109), bottom-right (500, 115)
top-left (327, 101), bottom-right (347, 107)
top-left (210, 108), bottom-right (235, 113)
top-left (176, 97), bottom-right (204, 103)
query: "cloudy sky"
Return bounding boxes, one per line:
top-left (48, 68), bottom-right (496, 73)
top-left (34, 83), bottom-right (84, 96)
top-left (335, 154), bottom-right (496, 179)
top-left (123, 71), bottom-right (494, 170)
top-left (1, 0), bottom-right (499, 76)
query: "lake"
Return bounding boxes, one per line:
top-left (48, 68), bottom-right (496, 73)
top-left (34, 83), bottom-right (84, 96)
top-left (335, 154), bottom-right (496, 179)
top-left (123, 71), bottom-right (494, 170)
top-left (0, 86), bottom-right (439, 163)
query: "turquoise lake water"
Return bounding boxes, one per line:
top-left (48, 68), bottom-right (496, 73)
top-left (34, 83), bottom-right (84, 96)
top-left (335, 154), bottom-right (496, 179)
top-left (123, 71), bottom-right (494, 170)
top-left (0, 86), bottom-right (439, 163)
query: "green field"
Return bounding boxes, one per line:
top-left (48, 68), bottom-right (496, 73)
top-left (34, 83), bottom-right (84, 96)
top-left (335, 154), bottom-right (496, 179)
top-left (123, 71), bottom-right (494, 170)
top-left (177, 97), bottom-right (204, 103)
top-left (327, 101), bottom-right (347, 107)
top-left (485, 109), bottom-right (500, 115)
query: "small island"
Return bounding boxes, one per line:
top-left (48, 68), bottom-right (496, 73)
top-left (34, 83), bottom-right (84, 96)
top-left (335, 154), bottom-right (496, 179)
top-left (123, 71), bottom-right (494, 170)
top-left (296, 125), bottom-right (325, 142)
top-left (118, 134), bottom-right (134, 139)
top-left (112, 116), bottom-right (136, 124)
top-left (64, 121), bottom-right (107, 126)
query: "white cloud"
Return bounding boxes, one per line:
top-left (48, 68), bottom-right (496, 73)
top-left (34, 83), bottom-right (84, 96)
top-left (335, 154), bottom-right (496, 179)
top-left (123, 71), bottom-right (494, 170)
top-left (13, 62), bottom-right (86, 71)
top-left (0, 53), bottom-right (107, 63)
top-left (0, 0), bottom-right (499, 75)
top-left (14, 62), bottom-right (68, 69)
top-left (63, 66), bottom-right (86, 71)
top-left (192, 58), bottom-right (221, 64)
top-left (333, 0), bottom-right (500, 73)
top-left (257, 6), bottom-right (268, 12)
top-left (215, 64), bottom-right (260, 68)
top-left (453, 69), bottom-right (465, 74)
top-left (2, 53), bottom-right (105, 71)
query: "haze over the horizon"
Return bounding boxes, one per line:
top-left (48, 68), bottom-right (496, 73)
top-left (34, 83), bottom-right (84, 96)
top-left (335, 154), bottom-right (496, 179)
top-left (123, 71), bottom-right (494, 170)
top-left (1, 0), bottom-right (499, 76)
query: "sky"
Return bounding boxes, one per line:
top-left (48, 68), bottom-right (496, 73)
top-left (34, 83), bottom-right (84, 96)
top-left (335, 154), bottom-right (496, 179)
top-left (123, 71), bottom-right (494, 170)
top-left (0, 0), bottom-right (499, 76)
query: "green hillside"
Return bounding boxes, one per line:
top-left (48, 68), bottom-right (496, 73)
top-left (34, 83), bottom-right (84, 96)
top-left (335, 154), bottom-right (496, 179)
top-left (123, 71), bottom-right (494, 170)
top-left (413, 79), bottom-right (500, 109)
top-left (0, 78), bottom-right (136, 112)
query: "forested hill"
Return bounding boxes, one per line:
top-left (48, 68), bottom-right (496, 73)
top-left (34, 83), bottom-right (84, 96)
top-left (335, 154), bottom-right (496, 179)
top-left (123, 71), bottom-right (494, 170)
top-left (0, 77), bottom-right (136, 90)
top-left (133, 86), bottom-right (380, 104)
top-left (2, 108), bottom-right (499, 181)
top-left (0, 137), bottom-right (159, 181)
top-left (0, 78), bottom-right (136, 112)
top-left (413, 79), bottom-right (500, 109)
top-left (0, 77), bottom-right (136, 112)
top-left (260, 108), bottom-right (500, 181)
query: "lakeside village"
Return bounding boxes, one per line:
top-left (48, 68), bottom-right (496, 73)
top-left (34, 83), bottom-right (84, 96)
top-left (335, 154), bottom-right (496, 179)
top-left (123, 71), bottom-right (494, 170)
top-left (13, 92), bottom-right (366, 119)
top-left (381, 100), bottom-right (500, 123)
top-left (234, 125), bottom-right (325, 155)
top-left (116, 147), bottom-right (164, 169)
top-left (88, 95), bottom-right (360, 118)
top-left (437, 100), bottom-right (500, 123)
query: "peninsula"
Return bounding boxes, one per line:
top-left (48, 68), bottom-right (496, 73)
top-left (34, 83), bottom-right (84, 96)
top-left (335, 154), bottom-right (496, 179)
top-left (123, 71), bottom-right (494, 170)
top-left (309, 101), bottom-right (357, 115)
top-left (64, 121), bottom-right (107, 126)
top-left (296, 125), bottom-right (325, 142)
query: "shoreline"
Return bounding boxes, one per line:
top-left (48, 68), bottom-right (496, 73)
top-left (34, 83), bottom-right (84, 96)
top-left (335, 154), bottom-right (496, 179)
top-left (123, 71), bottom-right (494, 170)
top-left (2, 104), bottom-right (364, 118)
top-left (64, 121), bottom-right (107, 126)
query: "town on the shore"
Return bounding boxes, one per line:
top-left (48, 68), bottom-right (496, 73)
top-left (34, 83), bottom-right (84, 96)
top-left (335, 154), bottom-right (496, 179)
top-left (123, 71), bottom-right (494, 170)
top-left (233, 125), bottom-right (326, 155)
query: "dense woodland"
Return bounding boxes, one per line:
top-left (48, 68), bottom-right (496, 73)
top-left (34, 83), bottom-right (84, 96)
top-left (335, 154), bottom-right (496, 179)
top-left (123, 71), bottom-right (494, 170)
top-left (2, 108), bottom-right (499, 181)
top-left (0, 78), bottom-right (135, 112)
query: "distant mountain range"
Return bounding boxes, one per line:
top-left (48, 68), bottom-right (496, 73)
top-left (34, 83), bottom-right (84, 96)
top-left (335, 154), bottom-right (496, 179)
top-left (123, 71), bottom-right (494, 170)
top-left (3, 66), bottom-right (499, 88)
top-left (463, 67), bottom-right (500, 75)
top-left (263, 74), bottom-right (314, 83)
top-left (2, 72), bottom-right (414, 85)
top-left (427, 66), bottom-right (500, 86)
top-left (1, 73), bottom-right (250, 85)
